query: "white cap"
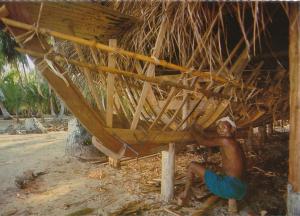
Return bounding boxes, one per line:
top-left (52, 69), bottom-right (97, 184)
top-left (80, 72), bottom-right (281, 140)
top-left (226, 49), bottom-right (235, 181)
top-left (216, 116), bottom-right (237, 128)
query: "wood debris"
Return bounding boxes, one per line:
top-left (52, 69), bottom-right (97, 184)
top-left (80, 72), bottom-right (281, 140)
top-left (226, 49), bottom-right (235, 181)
top-left (15, 170), bottom-right (47, 189)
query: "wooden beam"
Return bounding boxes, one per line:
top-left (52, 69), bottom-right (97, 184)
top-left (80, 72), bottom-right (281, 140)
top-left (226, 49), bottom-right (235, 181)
top-left (161, 143), bottom-right (175, 202)
top-left (106, 39), bottom-right (117, 128)
top-left (2, 17), bottom-right (256, 90)
top-left (288, 3), bottom-right (300, 215)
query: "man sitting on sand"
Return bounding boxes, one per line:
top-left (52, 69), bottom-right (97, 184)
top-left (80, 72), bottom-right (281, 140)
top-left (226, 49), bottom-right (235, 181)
top-left (178, 116), bottom-right (247, 205)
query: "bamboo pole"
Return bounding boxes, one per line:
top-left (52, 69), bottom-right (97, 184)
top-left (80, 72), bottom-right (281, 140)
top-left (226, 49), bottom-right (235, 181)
top-left (2, 17), bottom-right (256, 90)
top-left (15, 47), bottom-right (196, 92)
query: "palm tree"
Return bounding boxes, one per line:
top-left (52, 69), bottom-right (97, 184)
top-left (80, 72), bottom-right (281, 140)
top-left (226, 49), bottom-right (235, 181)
top-left (0, 31), bottom-right (28, 120)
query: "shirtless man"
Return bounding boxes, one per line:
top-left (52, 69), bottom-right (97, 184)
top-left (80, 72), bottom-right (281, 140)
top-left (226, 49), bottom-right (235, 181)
top-left (178, 116), bottom-right (247, 205)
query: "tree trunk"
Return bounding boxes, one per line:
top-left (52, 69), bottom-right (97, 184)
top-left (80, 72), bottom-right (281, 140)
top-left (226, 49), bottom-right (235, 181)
top-left (49, 88), bottom-right (56, 116)
top-left (0, 101), bottom-right (12, 120)
top-left (58, 99), bottom-right (65, 119)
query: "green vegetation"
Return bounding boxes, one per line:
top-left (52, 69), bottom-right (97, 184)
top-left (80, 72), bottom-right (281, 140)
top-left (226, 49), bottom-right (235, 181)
top-left (0, 31), bottom-right (62, 118)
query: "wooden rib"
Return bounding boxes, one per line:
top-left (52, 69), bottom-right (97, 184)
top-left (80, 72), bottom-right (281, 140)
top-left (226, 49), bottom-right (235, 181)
top-left (73, 43), bottom-right (103, 113)
top-left (135, 61), bottom-right (173, 127)
top-left (182, 76), bottom-right (190, 129)
top-left (106, 39), bottom-right (117, 127)
top-left (162, 95), bottom-right (189, 131)
top-left (148, 88), bottom-right (179, 130)
top-left (196, 99), bottom-right (218, 128)
top-left (237, 109), bottom-right (266, 128)
top-left (130, 12), bottom-right (168, 130)
top-left (201, 100), bottom-right (230, 128)
top-left (176, 95), bottom-right (204, 130)
top-left (2, 17), bottom-right (256, 90)
top-left (114, 91), bottom-right (130, 126)
top-left (163, 76), bottom-right (200, 131)
top-left (148, 47), bottom-right (207, 131)
top-left (229, 48), bottom-right (250, 80)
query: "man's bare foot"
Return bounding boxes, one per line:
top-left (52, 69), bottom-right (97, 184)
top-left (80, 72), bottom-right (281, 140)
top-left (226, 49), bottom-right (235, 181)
top-left (177, 191), bottom-right (190, 206)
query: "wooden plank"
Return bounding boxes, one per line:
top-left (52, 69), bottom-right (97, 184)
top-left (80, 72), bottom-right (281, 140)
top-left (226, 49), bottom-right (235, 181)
top-left (106, 39), bottom-right (117, 127)
top-left (161, 143), bottom-right (175, 202)
top-left (105, 128), bottom-right (193, 145)
top-left (288, 4), bottom-right (300, 216)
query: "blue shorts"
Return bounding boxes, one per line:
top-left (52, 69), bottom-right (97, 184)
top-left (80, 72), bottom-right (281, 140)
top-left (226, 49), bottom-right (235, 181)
top-left (204, 170), bottom-right (247, 200)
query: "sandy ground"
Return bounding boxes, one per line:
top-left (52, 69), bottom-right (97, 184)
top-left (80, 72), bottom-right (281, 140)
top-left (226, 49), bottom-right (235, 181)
top-left (0, 119), bottom-right (287, 216)
top-left (0, 119), bottom-right (170, 216)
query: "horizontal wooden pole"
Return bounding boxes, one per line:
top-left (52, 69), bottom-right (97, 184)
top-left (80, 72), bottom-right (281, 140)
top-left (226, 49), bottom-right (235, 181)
top-left (2, 17), bottom-right (255, 90)
top-left (16, 47), bottom-right (231, 99)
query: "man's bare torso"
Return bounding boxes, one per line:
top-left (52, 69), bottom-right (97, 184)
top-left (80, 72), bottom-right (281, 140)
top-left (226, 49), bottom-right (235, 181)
top-left (220, 139), bottom-right (245, 179)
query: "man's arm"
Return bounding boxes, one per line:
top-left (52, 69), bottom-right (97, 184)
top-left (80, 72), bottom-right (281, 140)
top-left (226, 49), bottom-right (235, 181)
top-left (191, 127), bottom-right (225, 147)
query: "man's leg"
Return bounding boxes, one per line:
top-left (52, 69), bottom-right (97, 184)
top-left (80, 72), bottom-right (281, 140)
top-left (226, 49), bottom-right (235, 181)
top-left (178, 161), bottom-right (205, 205)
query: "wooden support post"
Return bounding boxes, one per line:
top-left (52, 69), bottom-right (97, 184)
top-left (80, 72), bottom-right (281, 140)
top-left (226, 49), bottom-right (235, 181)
top-left (107, 39), bottom-right (120, 168)
top-left (288, 3), bottom-right (300, 215)
top-left (161, 143), bottom-right (175, 203)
